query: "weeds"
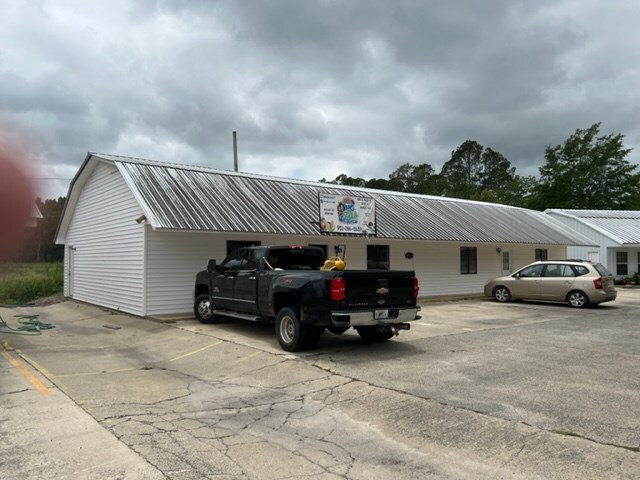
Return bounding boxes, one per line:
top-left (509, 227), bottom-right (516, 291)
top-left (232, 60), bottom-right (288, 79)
top-left (0, 262), bottom-right (63, 305)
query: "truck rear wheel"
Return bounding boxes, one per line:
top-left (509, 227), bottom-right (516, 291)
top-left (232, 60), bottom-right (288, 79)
top-left (276, 307), bottom-right (316, 352)
top-left (356, 326), bottom-right (394, 343)
top-left (194, 294), bottom-right (218, 324)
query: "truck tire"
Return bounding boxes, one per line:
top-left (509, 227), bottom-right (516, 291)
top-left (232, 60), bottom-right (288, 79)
top-left (194, 294), bottom-right (218, 324)
top-left (276, 307), bottom-right (314, 352)
top-left (356, 326), bottom-right (394, 343)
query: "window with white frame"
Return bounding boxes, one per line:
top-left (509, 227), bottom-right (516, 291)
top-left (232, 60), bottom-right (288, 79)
top-left (616, 251), bottom-right (628, 276)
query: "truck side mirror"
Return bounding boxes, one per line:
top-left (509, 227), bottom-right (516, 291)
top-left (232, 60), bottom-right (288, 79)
top-left (207, 259), bottom-right (217, 273)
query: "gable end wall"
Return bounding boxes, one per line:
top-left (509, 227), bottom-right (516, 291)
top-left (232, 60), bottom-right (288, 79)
top-left (64, 162), bottom-right (145, 315)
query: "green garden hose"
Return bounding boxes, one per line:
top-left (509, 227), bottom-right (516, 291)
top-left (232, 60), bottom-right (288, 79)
top-left (0, 314), bottom-right (55, 335)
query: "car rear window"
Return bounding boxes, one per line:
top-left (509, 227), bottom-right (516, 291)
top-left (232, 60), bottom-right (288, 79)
top-left (593, 263), bottom-right (612, 276)
top-left (571, 265), bottom-right (589, 276)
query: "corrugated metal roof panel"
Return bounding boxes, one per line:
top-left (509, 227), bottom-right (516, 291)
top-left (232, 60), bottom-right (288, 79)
top-left (546, 209), bottom-right (640, 245)
top-left (94, 153), bottom-right (594, 246)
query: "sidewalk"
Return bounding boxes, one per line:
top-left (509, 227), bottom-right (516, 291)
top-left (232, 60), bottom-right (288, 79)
top-left (0, 339), bottom-right (164, 480)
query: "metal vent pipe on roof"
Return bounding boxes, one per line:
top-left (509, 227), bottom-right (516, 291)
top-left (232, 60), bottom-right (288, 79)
top-left (233, 131), bottom-right (238, 172)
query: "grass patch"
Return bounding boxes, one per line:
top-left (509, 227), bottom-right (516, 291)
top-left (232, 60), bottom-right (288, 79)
top-left (0, 262), bottom-right (63, 305)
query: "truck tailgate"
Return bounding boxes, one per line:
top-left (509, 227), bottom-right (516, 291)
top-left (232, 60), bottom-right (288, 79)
top-left (341, 271), bottom-right (416, 308)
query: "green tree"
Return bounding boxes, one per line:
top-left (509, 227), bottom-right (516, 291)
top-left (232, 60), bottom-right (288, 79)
top-left (364, 178), bottom-right (393, 190)
top-left (7, 196), bottom-right (65, 262)
top-left (441, 140), bottom-right (484, 198)
top-left (319, 174), bottom-right (367, 187)
top-left (530, 123), bottom-right (638, 210)
top-left (35, 197), bottom-right (65, 261)
top-left (387, 163), bottom-right (435, 193)
top-left (479, 148), bottom-right (514, 192)
top-left (440, 140), bottom-right (523, 203)
top-left (501, 175), bottom-right (539, 208)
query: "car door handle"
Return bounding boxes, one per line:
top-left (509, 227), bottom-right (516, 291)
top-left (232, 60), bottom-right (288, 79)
top-left (249, 276), bottom-right (256, 280)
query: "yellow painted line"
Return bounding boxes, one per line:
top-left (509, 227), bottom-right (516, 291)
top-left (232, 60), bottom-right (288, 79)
top-left (0, 346), bottom-right (51, 396)
top-left (231, 350), bottom-right (262, 365)
top-left (168, 340), bottom-right (223, 362)
top-left (56, 367), bottom-right (137, 378)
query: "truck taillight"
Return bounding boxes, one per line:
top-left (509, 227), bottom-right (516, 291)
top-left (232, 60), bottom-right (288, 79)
top-left (593, 276), bottom-right (603, 290)
top-left (330, 277), bottom-right (346, 302)
top-left (413, 277), bottom-right (420, 298)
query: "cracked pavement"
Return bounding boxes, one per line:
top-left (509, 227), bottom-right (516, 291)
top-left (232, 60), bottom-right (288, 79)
top-left (1, 290), bottom-right (639, 479)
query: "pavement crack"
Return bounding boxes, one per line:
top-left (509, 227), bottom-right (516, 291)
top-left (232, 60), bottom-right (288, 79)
top-left (549, 429), bottom-right (640, 453)
top-left (5, 388), bottom-right (29, 395)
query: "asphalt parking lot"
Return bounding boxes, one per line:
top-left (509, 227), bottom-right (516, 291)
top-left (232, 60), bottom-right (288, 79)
top-left (1, 289), bottom-right (639, 479)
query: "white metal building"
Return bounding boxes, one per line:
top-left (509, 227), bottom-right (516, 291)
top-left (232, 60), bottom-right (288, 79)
top-left (55, 153), bottom-right (595, 317)
top-left (545, 209), bottom-right (640, 279)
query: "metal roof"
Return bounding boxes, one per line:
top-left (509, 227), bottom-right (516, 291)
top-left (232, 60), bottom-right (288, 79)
top-left (545, 209), bottom-right (640, 245)
top-left (60, 153), bottom-right (596, 246)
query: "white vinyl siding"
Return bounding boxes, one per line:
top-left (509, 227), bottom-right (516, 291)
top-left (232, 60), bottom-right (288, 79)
top-left (145, 231), bottom-right (227, 316)
top-left (545, 213), bottom-right (610, 268)
top-left (145, 231), bottom-right (311, 315)
top-left (396, 242), bottom-right (565, 297)
top-left (64, 162), bottom-right (145, 315)
top-left (546, 211), bottom-right (640, 278)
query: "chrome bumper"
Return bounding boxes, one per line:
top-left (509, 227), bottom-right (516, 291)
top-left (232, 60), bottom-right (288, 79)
top-left (331, 307), bottom-right (421, 327)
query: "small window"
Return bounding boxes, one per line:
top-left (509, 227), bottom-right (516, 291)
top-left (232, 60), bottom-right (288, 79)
top-left (519, 264), bottom-right (544, 278)
top-left (572, 265), bottom-right (589, 277)
top-left (543, 264), bottom-right (563, 277)
top-left (367, 245), bottom-right (389, 270)
top-left (460, 247), bottom-right (477, 275)
top-left (535, 249), bottom-right (548, 261)
top-left (594, 263), bottom-right (611, 276)
top-left (221, 251), bottom-right (244, 271)
top-left (501, 252), bottom-right (510, 271)
top-left (616, 252), bottom-right (628, 276)
top-left (227, 240), bottom-right (261, 256)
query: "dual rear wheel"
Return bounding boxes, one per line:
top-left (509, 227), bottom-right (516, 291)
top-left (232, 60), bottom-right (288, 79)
top-left (276, 307), bottom-right (322, 352)
top-left (275, 307), bottom-right (395, 351)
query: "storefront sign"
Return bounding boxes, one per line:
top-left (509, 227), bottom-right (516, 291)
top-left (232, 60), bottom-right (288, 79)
top-left (318, 193), bottom-right (376, 235)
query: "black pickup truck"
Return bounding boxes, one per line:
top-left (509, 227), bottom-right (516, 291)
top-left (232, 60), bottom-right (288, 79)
top-left (193, 245), bottom-right (421, 351)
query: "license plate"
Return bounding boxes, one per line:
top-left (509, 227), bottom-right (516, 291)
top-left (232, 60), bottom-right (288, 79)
top-left (374, 309), bottom-right (389, 320)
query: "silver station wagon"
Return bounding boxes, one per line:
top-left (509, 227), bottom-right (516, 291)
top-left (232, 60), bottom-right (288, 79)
top-left (484, 260), bottom-right (617, 308)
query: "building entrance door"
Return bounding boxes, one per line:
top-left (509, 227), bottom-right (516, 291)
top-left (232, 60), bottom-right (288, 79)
top-left (501, 250), bottom-right (512, 276)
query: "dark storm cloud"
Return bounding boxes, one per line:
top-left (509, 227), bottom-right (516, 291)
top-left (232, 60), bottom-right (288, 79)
top-left (0, 0), bottom-right (638, 199)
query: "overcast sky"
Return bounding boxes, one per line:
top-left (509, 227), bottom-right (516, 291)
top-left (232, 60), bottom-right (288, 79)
top-left (2, 0), bottom-right (639, 200)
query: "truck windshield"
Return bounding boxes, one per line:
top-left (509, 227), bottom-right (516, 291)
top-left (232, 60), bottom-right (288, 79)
top-left (266, 248), bottom-right (326, 270)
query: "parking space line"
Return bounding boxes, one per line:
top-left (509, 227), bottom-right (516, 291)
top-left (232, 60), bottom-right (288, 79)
top-left (168, 340), bottom-right (223, 362)
top-left (0, 344), bottom-right (50, 396)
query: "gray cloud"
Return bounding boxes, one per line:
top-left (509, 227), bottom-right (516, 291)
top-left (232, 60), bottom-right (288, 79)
top-left (1, 0), bottom-right (638, 200)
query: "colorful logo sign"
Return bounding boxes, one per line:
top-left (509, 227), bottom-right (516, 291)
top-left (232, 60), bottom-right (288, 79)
top-left (319, 193), bottom-right (376, 235)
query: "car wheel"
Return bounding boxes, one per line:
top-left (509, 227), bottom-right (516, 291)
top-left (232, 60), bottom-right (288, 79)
top-left (356, 326), bottom-right (395, 343)
top-left (194, 294), bottom-right (218, 324)
top-left (492, 286), bottom-right (512, 303)
top-left (276, 307), bottom-right (313, 352)
top-left (567, 290), bottom-right (589, 308)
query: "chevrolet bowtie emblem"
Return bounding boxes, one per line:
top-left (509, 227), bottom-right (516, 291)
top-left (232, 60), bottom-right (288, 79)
top-left (376, 287), bottom-right (389, 295)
